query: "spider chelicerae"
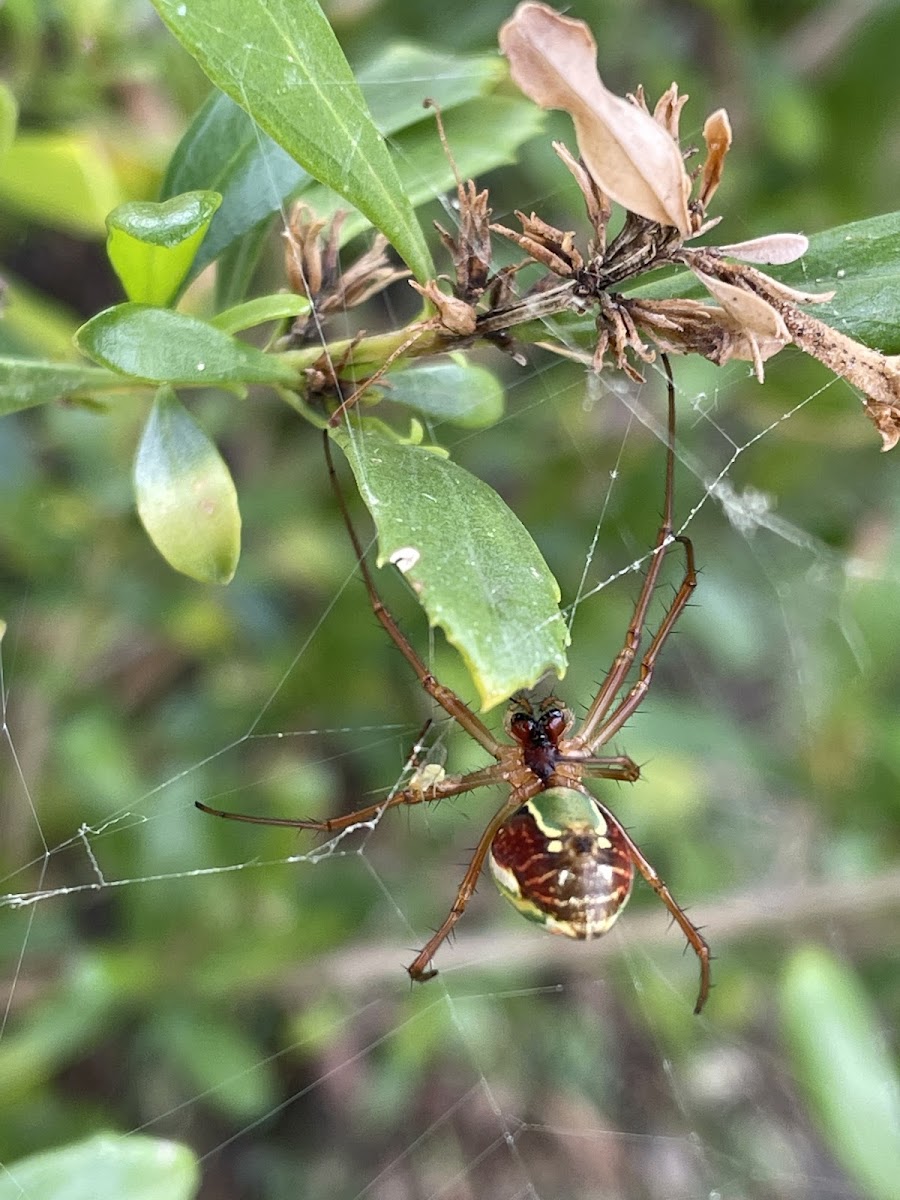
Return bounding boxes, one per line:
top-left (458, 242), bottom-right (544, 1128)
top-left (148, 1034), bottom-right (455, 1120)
top-left (197, 359), bottom-right (711, 1013)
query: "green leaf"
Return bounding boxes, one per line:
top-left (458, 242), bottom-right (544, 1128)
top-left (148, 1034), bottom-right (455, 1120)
top-left (162, 89), bottom-right (308, 282)
top-left (0, 274), bottom-right (82, 359)
top-left (300, 93), bottom-right (545, 246)
top-left (75, 304), bottom-right (299, 388)
top-left (134, 387), bottom-right (241, 584)
top-left (629, 211), bottom-right (900, 353)
top-left (0, 965), bottom-right (118, 1108)
top-left (151, 0), bottom-right (433, 281)
top-left (213, 218), bottom-right (274, 310)
top-left (778, 211), bottom-right (900, 352)
top-left (163, 45), bottom-right (503, 281)
top-left (384, 357), bottom-right (505, 428)
top-left (106, 191), bottom-right (222, 306)
top-left (0, 131), bottom-right (122, 237)
top-left (781, 945), bottom-right (900, 1200)
top-left (0, 358), bottom-right (127, 413)
top-left (210, 293), bottom-right (310, 335)
top-left (354, 43), bottom-right (505, 135)
top-left (331, 421), bottom-right (568, 710)
top-left (0, 1133), bottom-right (199, 1200)
top-left (151, 1006), bottom-right (278, 1122)
top-left (0, 81), bottom-right (17, 162)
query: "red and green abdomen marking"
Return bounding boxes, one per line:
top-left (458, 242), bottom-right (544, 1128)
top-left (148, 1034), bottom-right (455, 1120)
top-left (488, 787), bottom-right (634, 938)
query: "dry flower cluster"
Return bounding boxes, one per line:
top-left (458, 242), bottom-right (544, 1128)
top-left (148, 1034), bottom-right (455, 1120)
top-left (286, 1), bottom-right (900, 449)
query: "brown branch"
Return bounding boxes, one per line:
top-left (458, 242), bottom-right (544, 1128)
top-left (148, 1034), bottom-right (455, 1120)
top-left (3, 868), bottom-right (898, 1016)
top-left (273, 866), bottom-right (900, 997)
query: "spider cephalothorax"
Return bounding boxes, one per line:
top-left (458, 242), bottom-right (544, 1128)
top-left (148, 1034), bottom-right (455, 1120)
top-left (197, 361), bottom-right (712, 1013)
top-left (505, 692), bottom-right (573, 782)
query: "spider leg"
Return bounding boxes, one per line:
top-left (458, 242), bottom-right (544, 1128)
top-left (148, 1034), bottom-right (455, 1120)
top-left (324, 431), bottom-right (504, 759)
top-left (568, 754), bottom-right (641, 782)
top-left (406, 792), bottom-right (525, 981)
top-left (571, 355), bottom-right (696, 753)
top-left (580, 533), bottom-right (696, 754)
top-left (195, 762), bottom-right (506, 834)
top-left (615, 818), bottom-right (711, 1014)
top-left (327, 325), bottom-right (429, 427)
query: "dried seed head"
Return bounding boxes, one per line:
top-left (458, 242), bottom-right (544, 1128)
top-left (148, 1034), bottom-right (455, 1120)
top-left (552, 141), bottom-right (611, 253)
top-left (322, 234), bottom-right (411, 314)
top-left (433, 181), bottom-right (493, 304)
top-left (490, 211), bottom-right (584, 277)
top-left (681, 250), bottom-right (900, 445)
top-left (691, 267), bottom-right (790, 343)
top-left (625, 297), bottom-right (789, 375)
top-left (687, 268), bottom-right (791, 379)
top-left (283, 203), bottom-right (330, 299)
top-left (425, 98), bottom-right (493, 303)
top-left (389, 3), bottom-right (900, 451)
top-left (282, 204), bottom-right (409, 346)
top-left (652, 83), bottom-right (690, 142)
top-left (410, 280), bottom-right (478, 337)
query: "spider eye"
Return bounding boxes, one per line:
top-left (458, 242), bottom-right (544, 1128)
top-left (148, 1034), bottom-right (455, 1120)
top-left (543, 708), bottom-right (568, 740)
top-left (509, 712), bottom-right (535, 743)
top-left (570, 833), bottom-right (595, 854)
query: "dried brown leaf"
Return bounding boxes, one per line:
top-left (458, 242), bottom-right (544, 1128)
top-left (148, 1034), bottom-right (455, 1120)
top-left (718, 233), bottom-right (809, 265)
top-left (499, 2), bottom-right (691, 234)
top-left (689, 267), bottom-right (790, 343)
top-left (698, 109), bottom-right (732, 210)
top-left (866, 402), bottom-right (900, 452)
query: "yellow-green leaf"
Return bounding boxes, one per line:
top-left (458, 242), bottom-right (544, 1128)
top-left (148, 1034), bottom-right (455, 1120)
top-left (134, 387), bottom-right (241, 584)
top-left (0, 132), bottom-right (122, 237)
top-left (0, 82), bottom-right (17, 163)
top-left (106, 191), bottom-right (222, 306)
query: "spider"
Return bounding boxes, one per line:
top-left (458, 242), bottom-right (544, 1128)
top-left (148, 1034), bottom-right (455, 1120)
top-left (197, 357), bottom-right (711, 1013)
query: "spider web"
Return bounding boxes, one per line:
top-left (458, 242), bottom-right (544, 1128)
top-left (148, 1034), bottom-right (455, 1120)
top-left (1, 27), bottom-right (897, 1200)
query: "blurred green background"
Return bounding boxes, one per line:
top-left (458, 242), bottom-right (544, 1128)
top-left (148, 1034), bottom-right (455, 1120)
top-left (1, 1), bottom-right (899, 1198)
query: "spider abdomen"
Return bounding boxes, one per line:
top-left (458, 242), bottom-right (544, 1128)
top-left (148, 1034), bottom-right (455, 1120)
top-left (488, 787), bottom-right (634, 939)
